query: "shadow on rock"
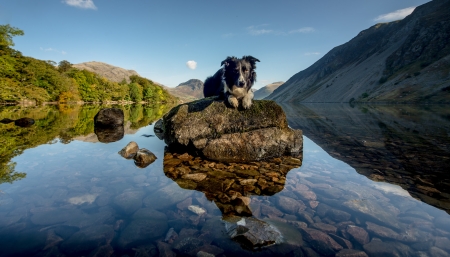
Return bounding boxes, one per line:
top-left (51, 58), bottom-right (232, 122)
top-left (163, 149), bottom-right (303, 249)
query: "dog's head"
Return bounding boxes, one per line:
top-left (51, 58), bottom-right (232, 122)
top-left (221, 56), bottom-right (260, 91)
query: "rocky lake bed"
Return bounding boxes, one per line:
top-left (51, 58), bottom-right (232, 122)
top-left (0, 103), bottom-right (449, 257)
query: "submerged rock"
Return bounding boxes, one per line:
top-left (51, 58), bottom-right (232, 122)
top-left (224, 216), bottom-right (283, 249)
top-left (156, 98), bottom-right (303, 162)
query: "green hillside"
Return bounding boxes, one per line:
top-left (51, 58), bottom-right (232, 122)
top-left (0, 24), bottom-right (177, 104)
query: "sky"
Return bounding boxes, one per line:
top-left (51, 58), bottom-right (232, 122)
top-left (0, 0), bottom-right (430, 89)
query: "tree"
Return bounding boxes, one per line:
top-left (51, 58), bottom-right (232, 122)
top-left (58, 60), bottom-right (72, 73)
top-left (0, 24), bottom-right (24, 51)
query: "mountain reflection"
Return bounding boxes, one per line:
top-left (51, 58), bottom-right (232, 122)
top-left (281, 103), bottom-right (450, 214)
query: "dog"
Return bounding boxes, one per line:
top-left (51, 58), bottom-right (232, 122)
top-left (203, 56), bottom-right (260, 109)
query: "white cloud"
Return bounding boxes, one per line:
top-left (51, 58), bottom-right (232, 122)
top-left (304, 52), bottom-right (321, 56)
top-left (374, 6), bottom-right (415, 22)
top-left (247, 25), bottom-right (274, 36)
top-left (186, 60), bottom-right (197, 70)
top-left (62, 0), bottom-right (97, 10)
top-left (40, 47), bottom-right (67, 55)
top-left (247, 25), bottom-right (315, 36)
top-left (289, 27), bottom-right (315, 34)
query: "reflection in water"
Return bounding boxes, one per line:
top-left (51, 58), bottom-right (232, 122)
top-left (94, 125), bottom-right (124, 143)
top-left (163, 149), bottom-right (302, 249)
top-left (281, 103), bottom-right (450, 214)
top-left (0, 104), bottom-right (450, 256)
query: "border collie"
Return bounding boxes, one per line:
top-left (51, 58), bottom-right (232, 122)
top-left (203, 56), bottom-right (260, 109)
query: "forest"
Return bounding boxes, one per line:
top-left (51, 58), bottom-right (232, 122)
top-left (0, 24), bottom-right (177, 104)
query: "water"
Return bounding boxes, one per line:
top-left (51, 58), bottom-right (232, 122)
top-left (0, 103), bottom-right (449, 257)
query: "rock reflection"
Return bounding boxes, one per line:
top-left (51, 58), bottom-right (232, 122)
top-left (281, 103), bottom-right (450, 214)
top-left (0, 117), bottom-right (35, 127)
top-left (163, 149), bottom-right (303, 249)
top-left (94, 125), bottom-right (124, 143)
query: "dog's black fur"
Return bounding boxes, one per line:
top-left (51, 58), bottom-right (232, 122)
top-left (203, 56), bottom-right (260, 109)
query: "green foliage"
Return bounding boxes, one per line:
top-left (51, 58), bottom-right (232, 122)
top-left (0, 162), bottom-right (26, 184)
top-left (129, 83), bottom-right (143, 102)
top-left (0, 24), bottom-right (24, 54)
top-left (0, 24), bottom-right (177, 104)
top-left (58, 60), bottom-right (72, 73)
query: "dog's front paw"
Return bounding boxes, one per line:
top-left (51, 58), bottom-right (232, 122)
top-left (242, 91), bottom-right (254, 109)
top-left (228, 96), bottom-right (239, 108)
top-left (242, 98), bottom-right (253, 109)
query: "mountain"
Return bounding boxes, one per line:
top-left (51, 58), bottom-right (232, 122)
top-left (166, 79), bottom-right (204, 102)
top-left (73, 61), bottom-right (139, 83)
top-left (254, 81), bottom-right (284, 100)
top-left (268, 0), bottom-right (450, 103)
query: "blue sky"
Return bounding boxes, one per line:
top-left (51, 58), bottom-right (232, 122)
top-left (0, 0), bottom-right (430, 89)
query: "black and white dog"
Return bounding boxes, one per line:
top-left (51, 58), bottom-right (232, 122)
top-left (203, 56), bottom-right (260, 109)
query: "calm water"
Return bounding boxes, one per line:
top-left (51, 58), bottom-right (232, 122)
top-left (0, 103), bottom-right (449, 257)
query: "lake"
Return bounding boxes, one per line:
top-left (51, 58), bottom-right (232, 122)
top-left (0, 103), bottom-right (449, 257)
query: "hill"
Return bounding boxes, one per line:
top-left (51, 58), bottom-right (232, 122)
top-left (0, 25), bottom-right (177, 104)
top-left (254, 81), bottom-right (284, 100)
top-left (267, 0), bottom-right (450, 103)
top-left (166, 79), bottom-right (204, 102)
top-left (73, 61), bottom-right (139, 83)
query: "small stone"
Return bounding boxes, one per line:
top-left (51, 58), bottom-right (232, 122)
top-left (157, 241), bottom-right (176, 257)
top-left (335, 249), bottom-right (368, 257)
top-left (365, 222), bottom-right (399, 240)
top-left (188, 205), bottom-right (206, 215)
top-left (197, 251), bottom-right (215, 257)
top-left (182, 173), bottom-right (207, 182)
top-left (346, 225), bottom-right (370, 245)
top-left (277, 196), bottom-right (306, 214)
top-left (299, 228), bottom-right (343, 256)
top-left (118, 141), bottom-right (139, 159)
top-left (134, 148), bottom-right (157, 168)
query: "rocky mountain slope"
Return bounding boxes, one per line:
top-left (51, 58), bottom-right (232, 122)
top-left (268, 0), bottom-right (450, 103)
top-left (73, 61), bottom-right (139, 83)
top-left (166, 79), bottom-right (204, 102)
top-left (254, 81), bottom-right (284, 100)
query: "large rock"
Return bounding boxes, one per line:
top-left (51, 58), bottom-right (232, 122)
top-left (156, 98), bottom-right (303, 162)
top-left (94, 108), bottom-right (124, 127)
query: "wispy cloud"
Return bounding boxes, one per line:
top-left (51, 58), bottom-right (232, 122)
top-left (289, 27), bottom-right (315, 34)
top-left (62, 0), bottom-right (97, 10)
top-left (374, 6), bottom-right (415, 22)
top-left (186, 60), bottom-right (197, 70)
top-left (247, 25), bottom-right (315, 36)
top-left (40, 47), bottom-right (67, 55)
top-left (247, 25), bottom-right (273, 36)
top-left (304, 52), bottom-right (321, 56)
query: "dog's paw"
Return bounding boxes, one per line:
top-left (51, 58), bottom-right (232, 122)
top-left (228, 96), bottom-right (239, 108)
top-left (242, 98), bottom-right (253, 109)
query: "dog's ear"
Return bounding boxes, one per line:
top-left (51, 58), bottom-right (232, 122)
top-left (221, 56), bottom-right (235, 67)
top-left (243, 56), bottom-right (260, 69)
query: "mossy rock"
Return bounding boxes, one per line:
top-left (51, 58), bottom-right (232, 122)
top-left (158, 97), bottom-right (302, 162)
